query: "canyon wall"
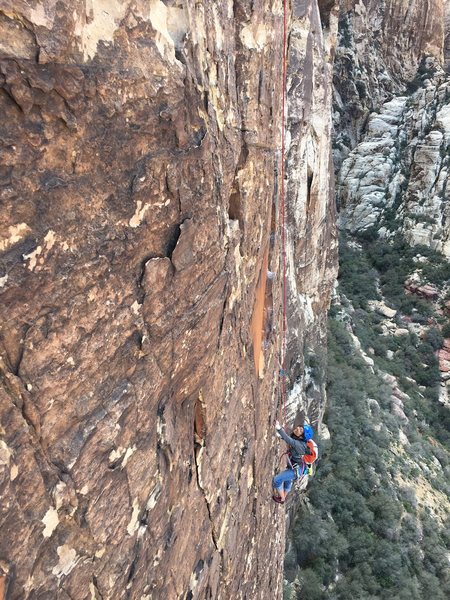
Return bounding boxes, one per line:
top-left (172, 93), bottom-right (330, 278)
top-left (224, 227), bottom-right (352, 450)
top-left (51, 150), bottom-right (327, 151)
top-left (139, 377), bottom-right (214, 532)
top-left (333, 0), bottom-right (446, 167)
top-left (339, 61), bottom-right (450, 256)
top-left (0, 1), bottom-right (337, 598)
top-left (283, 1), bottom-right (450, 596)
top-left (335, 0), bottom-right (450, 255)
top-left (283, 0), bottom-right (338, 424)
top-left (336, 0), bottom-right (450, 410)
top-left (446, 0), bottom-right (450, 72)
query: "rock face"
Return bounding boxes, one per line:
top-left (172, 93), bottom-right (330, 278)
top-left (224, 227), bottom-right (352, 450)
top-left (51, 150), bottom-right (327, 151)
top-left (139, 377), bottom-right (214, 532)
top-left (335, 0), bottom-right (450, 459)
top-left (284, 0), bottom-right (339, 424)
top-left (333, 0), bottom-right (446, 166)
top-left (338, 60), bottom-right (450, 256)
top-left (0, 2), bottom-right (337, 599)
top-left (334, 1), bottom-right (450, 256)
top-left (445, 0), bottom-right (450, 72)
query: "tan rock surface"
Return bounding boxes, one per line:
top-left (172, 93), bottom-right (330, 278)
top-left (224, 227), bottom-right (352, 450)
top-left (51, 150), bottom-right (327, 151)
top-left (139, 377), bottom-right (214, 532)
top-left (284, 0), bottom-right (339, 424)
top-left (0, 1), bottom-right (338, 599)
top-left (445, 0), bottom-right (450, 72)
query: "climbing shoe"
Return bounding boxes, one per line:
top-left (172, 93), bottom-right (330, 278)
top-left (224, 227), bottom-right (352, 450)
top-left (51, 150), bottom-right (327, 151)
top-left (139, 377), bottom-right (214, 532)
top-left (272, 495), bottom-right (285, 504)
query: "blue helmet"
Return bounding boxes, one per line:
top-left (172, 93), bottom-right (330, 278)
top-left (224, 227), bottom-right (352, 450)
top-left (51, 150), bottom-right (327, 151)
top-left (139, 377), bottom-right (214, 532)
top-left (303, 424), bottom-right (314, 441)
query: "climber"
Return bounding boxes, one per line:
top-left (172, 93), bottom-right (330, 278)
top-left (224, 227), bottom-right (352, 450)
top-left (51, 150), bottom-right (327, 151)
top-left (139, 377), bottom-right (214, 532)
top-left (272, 421), bottom-right (314, 504)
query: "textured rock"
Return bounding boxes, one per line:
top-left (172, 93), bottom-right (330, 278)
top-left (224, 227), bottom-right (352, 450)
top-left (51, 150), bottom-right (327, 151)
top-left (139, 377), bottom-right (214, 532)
top-left (438, 339), bottom-right (450, 377)
top-left (445, 0), bottom-right (450, 72)
top-left (405, 282), bottom-right (440, 301)
top-left (338, 58), bottom-right (450, 257)
top-left (0, 1), bottom-right (338, 599)
top-left (284, 0), bottom-right (339, 424)
top-left (368, 300), bottom-right (397, 319)
top-left (333, 0), bottom-right (446, 167)
top-left (338, 94), bottom-right (408, 228)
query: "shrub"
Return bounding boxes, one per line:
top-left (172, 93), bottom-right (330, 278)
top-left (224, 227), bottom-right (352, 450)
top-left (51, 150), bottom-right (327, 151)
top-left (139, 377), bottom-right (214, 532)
top-left (441, 322), bottom-right (450, 338)
top-left (422, 260), bottom-right (450, 286)
top-left (287, 231), bottom-right (450, 599)
top-left (338, 237), bottom-right (379, 308)
top-left (425, 327), bottom-right (444, 350)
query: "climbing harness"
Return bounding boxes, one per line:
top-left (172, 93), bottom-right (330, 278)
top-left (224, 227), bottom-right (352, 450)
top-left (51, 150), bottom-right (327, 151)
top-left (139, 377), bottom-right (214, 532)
top-left (290, 456), bottom-right (316, 489)
top-left (280, 454), bottom-right (309, 490)
top-left (279, 449), bottom-right (315, 481)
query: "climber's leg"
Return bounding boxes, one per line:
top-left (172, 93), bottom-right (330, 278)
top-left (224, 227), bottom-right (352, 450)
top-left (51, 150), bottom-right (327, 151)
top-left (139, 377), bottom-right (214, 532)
top-left (272, 469), bottom-right (294, 502)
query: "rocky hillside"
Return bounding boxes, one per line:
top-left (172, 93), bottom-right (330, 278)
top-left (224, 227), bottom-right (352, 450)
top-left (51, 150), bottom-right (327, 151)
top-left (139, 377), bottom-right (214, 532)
top-left (284, 276), bottom-right (450, 598)
top-left (339, 60), bottom-right (450, 257)
top-left (0, 2), bottom-right (337, 599)
top-left (335, 0), bottom-right (450, 403)
top-left (333, 0), bottom-right (446, 166)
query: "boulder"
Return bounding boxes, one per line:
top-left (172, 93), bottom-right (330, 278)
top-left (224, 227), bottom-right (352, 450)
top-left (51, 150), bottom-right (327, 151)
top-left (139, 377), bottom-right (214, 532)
top-left (372, 301), bottom-right (397, 319)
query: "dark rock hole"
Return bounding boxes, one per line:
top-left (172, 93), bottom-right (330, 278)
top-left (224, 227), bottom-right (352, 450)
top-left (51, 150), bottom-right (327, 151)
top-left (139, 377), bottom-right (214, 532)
top-left (307, 172), bottom-right (314, 207)
top-left (165, 223), bottom-right (181, 259)
top-left (194, 396), bottom-right (206, 444)
top-left (318, 0), bottom-right (335, 29)
top-left (194, 559), bottom-right (204, 577)
top-left (127, 557), bottom-right (137, 583)
top-left (228, 191), bottom-right (242, 223)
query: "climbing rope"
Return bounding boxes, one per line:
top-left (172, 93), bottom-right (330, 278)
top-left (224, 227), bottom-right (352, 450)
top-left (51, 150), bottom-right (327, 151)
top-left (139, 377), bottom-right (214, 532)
top-left (280, 0), bottom-right (288, 426)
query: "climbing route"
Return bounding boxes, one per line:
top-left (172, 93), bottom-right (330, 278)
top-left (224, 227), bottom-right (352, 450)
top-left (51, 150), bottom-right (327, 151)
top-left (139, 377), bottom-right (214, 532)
top-left (279, 0), bottom-right (288, 426)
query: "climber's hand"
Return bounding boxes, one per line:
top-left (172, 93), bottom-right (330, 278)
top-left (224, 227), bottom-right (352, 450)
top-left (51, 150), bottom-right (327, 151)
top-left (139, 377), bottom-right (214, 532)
top-left (275, 420), bottom-right (282, 431)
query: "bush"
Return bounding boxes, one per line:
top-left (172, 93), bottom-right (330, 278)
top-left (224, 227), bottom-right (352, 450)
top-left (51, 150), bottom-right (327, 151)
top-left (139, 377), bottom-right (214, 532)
top-left (362, 236), bottom-right (448, 312)
top-left (421, 259), bottom-right (450, 287)
top-left (441, 322), bottom-right (450, 338)
top-left (338, 237), bottom-right (379, 308)
top-left (298, 569), bottom-right (325, 600)
top-left (425, 327), bottom-right (444, 350)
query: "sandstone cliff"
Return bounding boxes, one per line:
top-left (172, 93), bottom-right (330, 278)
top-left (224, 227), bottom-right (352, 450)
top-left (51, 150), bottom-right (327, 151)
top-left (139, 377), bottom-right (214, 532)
top-left (445, 0), bottom-right (450, 71)
top-left (334, 0), bottom-right (450, 255)
top-left (0, 1), bottom-right (337, 598)
top-left (338, 59), bottom-right (450, 256)
top-left (284, 0), bottom-right (338, 425)
top-left (333, 0), bottom-right (446, 167)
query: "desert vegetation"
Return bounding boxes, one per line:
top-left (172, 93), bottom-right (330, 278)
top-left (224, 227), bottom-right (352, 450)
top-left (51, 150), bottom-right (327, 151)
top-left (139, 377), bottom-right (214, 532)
top-left (284, 235), bottom-right (450, 599)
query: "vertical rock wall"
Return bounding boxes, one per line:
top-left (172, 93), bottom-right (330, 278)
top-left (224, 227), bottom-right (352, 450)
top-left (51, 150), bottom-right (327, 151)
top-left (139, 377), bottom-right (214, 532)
top-left (445, 0), bottom-right (450, 71)
top-left (0, 1), bottom-right (337, 598)
top-left (338, 62), bottom-right (450, 257)
top-left (284, 0), bottom-right (338, 424)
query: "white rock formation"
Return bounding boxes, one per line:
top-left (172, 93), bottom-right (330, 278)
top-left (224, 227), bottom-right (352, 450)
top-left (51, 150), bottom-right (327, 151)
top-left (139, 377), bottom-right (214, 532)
top-left (338, 61), bottom-right (450, 257)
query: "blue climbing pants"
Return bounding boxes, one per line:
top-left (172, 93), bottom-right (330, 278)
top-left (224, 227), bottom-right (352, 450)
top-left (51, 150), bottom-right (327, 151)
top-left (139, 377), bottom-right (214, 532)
top-left (272, 469), bottom-right (295, 494)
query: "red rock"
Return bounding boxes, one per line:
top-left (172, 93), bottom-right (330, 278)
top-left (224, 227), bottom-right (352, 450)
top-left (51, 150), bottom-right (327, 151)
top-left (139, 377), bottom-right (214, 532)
top-left (0, 2), bottom-right (339, 598)
top-left (405, 282), bottom-right (439, 300)
top-left (439, 349), bottom-right (450, 362)
top-left (418, 285), bottom-right (440, 299)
